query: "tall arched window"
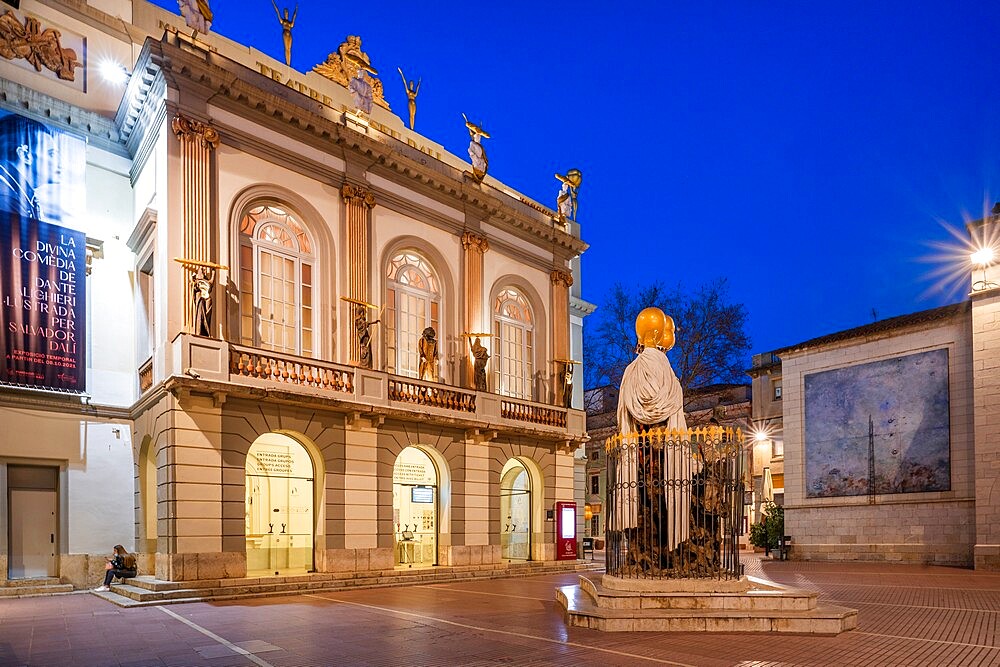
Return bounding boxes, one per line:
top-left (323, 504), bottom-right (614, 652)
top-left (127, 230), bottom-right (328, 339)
top-left (239, 204), bottom-right (316, 357)
top-left (385, 251), bottom-right (441, 378)
top-left (493, 287), bottom-right (533, 399)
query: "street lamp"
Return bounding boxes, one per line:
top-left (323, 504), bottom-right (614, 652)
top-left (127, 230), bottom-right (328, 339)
top-left (971, 246), bottom-right (998, 292)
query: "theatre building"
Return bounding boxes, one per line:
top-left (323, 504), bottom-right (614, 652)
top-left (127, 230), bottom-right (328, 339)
top-left (0, 0), bottom-right (589, 589)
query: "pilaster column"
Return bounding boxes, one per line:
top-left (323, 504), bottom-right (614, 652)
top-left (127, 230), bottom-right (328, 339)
top-left (171, 115), bottom-right (220, 335)
top-left (462, 231), bottom-right (490, 388)
top-left (550, 269), bottom-right (573, 402)
top-left (342, 183), bottom-right (376, 364)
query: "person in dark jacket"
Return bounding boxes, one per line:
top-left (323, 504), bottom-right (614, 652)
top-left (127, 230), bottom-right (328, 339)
top-left (93, 544), bottom-right (137, 592)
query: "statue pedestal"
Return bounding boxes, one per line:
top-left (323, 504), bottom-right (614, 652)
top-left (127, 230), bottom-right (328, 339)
top-left (556, 574), bottom-right (857, 634)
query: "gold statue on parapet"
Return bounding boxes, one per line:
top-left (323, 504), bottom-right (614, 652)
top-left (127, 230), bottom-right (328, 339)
top-left (271, 1), bottom-right (297, 67)
top-left (463, 114), bottom-right (490, 182)
top-left (313, 35), bottom-right (390, 110)
top-left (555, 169), bottom-right (582, 226)
top-left (397, 67), bottom-right (421, 130)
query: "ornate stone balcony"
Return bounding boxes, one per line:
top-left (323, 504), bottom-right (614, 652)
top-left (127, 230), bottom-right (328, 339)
top-left (158, 333), bottom-right (586, 444)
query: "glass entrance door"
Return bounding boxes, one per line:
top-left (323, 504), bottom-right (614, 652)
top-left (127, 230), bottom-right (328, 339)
top-left (246, 434), bottom-right (314, 575)
top-left (392, 447), bottom-right (438, 568)
top-left (500, 460), bottom-right (531, 561)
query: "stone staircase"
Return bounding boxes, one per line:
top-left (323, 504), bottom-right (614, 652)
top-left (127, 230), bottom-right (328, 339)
top-left (94, 559), bottom-right (603, 607)
top-left (0, 577), bottom-right (75, 599)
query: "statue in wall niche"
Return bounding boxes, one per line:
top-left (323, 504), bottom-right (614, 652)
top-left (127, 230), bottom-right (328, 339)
top-left (353, 303), bottom-right (380, 369)
top-left (555, 169), bottom-right (582, 225)
top-left (418, 327), bottom-right (439, 382)
top-left (192, 266), bottom-right (215, 337)
top-left (271, 1), bottom-right (298, 67)
top-left (462, 114), bottom-right (490, 182)
top-left (469, 335), bottom-right (490, 392)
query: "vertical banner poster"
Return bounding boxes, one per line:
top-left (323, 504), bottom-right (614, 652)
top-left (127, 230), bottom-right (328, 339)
top-left (0, 111), bottom-right (87, 392)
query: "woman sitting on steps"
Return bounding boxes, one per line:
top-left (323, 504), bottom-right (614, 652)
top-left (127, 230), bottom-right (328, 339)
top-left (93, 545), bottom-right (136, 592)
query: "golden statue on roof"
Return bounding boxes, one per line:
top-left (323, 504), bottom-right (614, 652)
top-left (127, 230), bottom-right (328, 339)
top-left (312, 35), bottom-right (390, 111)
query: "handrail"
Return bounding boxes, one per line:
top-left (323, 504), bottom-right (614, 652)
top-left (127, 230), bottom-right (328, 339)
top-left (229, 345), bottom-right (354, 394)
top-left (388, 376), bottom-right (476, 413)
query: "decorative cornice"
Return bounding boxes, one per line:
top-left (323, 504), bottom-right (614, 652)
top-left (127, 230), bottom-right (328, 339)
top-left (341, 183), bottom-right (376, 208)
top-left (461, 231), bottom-right (490, 253)
top-left (146, 37), bottom-right (589, 256)
top-left (550, 269), bottom-right (573, 288)
top-left (171, 114), bottom-right (220, 149)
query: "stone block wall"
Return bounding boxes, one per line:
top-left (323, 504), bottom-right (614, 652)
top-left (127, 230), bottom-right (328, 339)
top-left (781, 312), bottom-right (975, 566)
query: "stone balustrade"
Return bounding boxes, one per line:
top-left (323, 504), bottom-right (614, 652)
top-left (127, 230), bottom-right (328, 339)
top-left (165, 333), bottom-right (585, 442)
top-left (229, 345), bottom-right (354, 394)
top-left (501, 398), bottom-right (567, 428)
top-left (388, 377), bottom-right (476, 413)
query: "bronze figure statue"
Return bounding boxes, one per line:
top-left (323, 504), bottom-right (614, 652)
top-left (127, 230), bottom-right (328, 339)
top-left (271, 1), bottom-right (297, 67)
top-left (397, 67), bottom-right (421, 130)
top-left (192, 266), bottom-right (215, 337)
top-left (418, 326), bottom-right (438, 381)
top-left (469, 336), bottom-right (490, 392)
top-left (354, 303), bottom-right (380, 369)
top-left (561, 361), bottom-right (575, 408)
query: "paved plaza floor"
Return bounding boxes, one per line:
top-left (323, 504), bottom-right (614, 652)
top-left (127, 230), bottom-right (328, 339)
top-left (0, 555), bottom-right (998, 666)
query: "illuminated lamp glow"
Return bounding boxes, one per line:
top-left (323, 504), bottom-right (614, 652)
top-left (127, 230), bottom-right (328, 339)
top-left (971, 247), bottom-right (995, 267)
top-left (99, 59), bottom-right (129, 86)
top-left (754, 430), bottom-right (769, 443)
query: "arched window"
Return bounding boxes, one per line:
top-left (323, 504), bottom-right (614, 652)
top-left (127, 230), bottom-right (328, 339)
top-left (239, 204), bottom-right (316, 356)
top-left (493, 287), bottom-right (533, 399)
top-left (385, 250), bottom-right (440, 378)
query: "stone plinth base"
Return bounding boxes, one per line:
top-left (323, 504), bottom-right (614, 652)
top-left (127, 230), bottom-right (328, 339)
top-left (556, 575), bottom-right (857, 634)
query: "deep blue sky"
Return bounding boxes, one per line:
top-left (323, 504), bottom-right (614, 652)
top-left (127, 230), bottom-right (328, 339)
top-left (149, 0), bottom-right (1000, 354)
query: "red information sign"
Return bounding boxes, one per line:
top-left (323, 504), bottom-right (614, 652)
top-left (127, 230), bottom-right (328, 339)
top-left (555, 501), bottom-right (577, 560)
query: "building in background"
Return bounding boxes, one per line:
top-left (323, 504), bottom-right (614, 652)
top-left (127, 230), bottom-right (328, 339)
top-left (0, 0), bottom-right (590, 589)
top-left (747, 351), bottom-right (784, 524)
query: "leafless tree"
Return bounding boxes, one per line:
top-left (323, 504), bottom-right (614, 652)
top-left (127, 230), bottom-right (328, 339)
top-left (584, 279), bottom-right (751, 400)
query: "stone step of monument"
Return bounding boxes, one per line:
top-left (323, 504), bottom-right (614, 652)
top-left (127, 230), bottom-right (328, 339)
top-left (579, 574), bottom-right (819, 612)
top-left (556, 584), bottom-right (858, 635)
top-left (95, 560), bottom-right (602, 607)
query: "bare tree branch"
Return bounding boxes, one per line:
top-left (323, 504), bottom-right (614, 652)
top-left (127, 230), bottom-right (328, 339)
top-left (583, 279), bottom-right (751, 396)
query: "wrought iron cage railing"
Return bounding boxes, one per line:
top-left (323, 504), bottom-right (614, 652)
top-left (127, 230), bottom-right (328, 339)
top-left (605, 426), bottom-right (748, 580)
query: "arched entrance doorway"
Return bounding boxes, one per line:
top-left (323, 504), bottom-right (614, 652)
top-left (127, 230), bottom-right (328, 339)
top-left (245, 433), bottom-right (315, 575)
top-left (500, 458), bottom-right (531, 560)
top-left (392, 447), bottom-right (438, 567)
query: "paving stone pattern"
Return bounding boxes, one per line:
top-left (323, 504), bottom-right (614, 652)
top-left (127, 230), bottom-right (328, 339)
top-left (0, 556), bottom-right (998, 666)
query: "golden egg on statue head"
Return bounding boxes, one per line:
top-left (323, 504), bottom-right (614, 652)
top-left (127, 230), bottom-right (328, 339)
top-left (635, 306), bottom-right (676, 351)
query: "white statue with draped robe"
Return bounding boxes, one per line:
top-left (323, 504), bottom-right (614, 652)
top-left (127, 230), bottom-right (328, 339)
top-left (614, 307), bottom-right (697, 552)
